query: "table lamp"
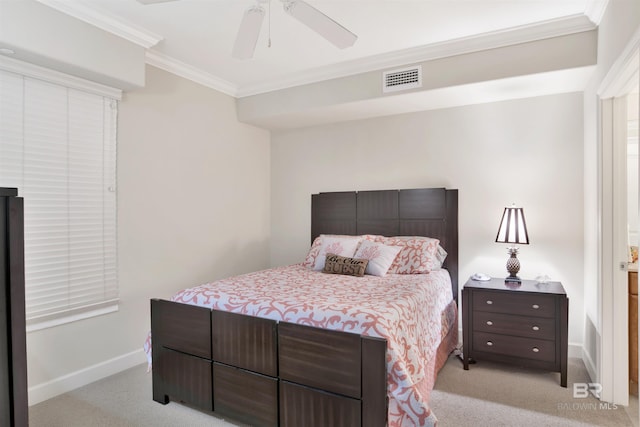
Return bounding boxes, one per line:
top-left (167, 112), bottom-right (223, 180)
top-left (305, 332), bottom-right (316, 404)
top-left (495, 205), bottom-right (529, 284)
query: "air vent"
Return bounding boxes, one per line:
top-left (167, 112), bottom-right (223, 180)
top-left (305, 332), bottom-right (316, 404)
top-left (382, 66), bottom-right (422, 93)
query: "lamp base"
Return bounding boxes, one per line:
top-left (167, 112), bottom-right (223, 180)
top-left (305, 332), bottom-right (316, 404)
top-left (504, 275), bottom-right (522, 286)
top-left (505, 248), bottom-right (521, 285)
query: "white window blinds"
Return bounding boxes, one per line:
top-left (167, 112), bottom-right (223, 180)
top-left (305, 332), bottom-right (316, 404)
top-left (0, 67), bottom-right (118, 328)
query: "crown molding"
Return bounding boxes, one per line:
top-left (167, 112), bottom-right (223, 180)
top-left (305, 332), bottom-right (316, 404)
top-left (598, 24), bottom-right (640, 98)
top-left (584, 0), bottom-right (610, 25)
top-left (236, 14), bottom-right (597, 97)
top-left (35, 0), bottom-right (599, 100)
top-left (145, 50), bottom-right (238, 97)
top-left (35, 0), bottom-right (163, 48)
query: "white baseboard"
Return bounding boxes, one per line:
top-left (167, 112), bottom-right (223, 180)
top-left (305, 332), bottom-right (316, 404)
top-left (582, 345), bottom-right (598, 384)
top-left (568, 342), bottom-right (583, 359)
top-left (28, 349), bottom-right (146, 406)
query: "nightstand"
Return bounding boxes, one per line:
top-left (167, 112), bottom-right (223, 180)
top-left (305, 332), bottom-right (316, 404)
top-left (462, 277), bottom-right (568, 387)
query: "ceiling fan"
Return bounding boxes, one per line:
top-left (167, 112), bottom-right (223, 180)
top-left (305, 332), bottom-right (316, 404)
top-left (137, 0), bottom-right (358, 60)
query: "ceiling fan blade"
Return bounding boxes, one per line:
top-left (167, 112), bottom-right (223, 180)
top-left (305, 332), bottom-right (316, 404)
top-left (282, 0), bottom-right (357, 49)
top-left (232, 6), bottom-right (266, 60)
top-left (136, 0), bottom-right (177, 4)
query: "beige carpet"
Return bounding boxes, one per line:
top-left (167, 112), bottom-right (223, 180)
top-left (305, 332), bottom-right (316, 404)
top-left (30, 356), bottom-right (636, 426)
top-left (431, 356), bottom-right (636, 426)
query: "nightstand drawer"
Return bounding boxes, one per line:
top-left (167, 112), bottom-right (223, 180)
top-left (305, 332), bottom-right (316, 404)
top-left (473, 290), bottom-right (556, 318)
top-left (473, 332), bottom-right (555, 363)
top-left (473, 311), bottom-right (556, 340)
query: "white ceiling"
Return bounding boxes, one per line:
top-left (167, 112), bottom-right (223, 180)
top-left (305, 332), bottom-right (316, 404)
top-left (37, 0), bottom-right (606, 99)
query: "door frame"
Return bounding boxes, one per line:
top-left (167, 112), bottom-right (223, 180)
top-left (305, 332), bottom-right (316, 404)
top-left (597, 27), bottom-right (640, 405)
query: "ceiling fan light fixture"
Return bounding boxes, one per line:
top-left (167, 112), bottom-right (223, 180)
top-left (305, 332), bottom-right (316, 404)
top-left (232, 5), bottom-right (266, 60)
top-left (282, 0), bottom-right (357, 49)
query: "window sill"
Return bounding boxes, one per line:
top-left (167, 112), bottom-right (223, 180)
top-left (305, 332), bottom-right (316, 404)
top-left (26, 300), bottom-right (119, 333)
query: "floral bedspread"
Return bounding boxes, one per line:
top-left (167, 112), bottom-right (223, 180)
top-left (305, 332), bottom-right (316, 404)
top-left (145, 264), bottom-right (457, 426)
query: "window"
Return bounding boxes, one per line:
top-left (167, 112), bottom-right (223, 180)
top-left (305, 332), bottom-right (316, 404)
top-left (0, 60), bottom-right (119, 330)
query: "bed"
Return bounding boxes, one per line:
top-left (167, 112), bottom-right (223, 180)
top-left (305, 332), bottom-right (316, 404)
top-left (148, 187), bottom-right (459, 427)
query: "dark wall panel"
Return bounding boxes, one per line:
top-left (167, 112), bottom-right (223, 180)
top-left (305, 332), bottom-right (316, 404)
top-left (399, 188), bottom-right (446, 219)
top-left (357, 190), bottom-right (398, 219)
top-left (151, 299), bottom-right (212, 359)
top-left (280, 381), bottom-right (361, 427)
top-left (212, 311), bottom-right (277, 376)
top-left (311, 192), bottom-right (357, 243)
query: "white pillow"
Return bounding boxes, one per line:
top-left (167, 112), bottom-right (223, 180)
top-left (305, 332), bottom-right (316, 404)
top-left (436, 245), bottom-right (448, 266)
top-left (304, 235), bottom-right (362, 269)
top-left (373, 236), bottom-right (442, 273)
top-left (312, 236), bottom-right (362, 271)
top-left (353, 240), bottom-right (402, 277)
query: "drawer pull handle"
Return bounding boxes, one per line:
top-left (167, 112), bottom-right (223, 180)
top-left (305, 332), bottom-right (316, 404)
top-left (532, 326), bottom-right (540, 331)
top-left (486, 321), bottom-right (493, 326)
top-left (486, 341), bottom-right (493, 346)
top-left (532, 304), bottom-right (540, 309)
top-left (532, 347), bottom-right (540, 353)
top-left (486, 300), bottom-right (493, 305)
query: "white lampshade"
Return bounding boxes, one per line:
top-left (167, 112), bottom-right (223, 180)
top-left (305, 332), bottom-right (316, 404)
top-left (495, 206), bottom-right (530, 245)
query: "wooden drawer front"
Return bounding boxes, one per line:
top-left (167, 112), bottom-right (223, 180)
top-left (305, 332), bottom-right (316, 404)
top-left (630, 293), bottom-right (638, 382)
top-left (213, 363), bottom-right (278, 427)
top-left (280, 381), bottom-right (361, 427)
top-left (473, 291), bottom-right (556, 318)
top-left (473, 311), bottom-right (556, 340)
top-left (473, 332), bottom-right (555, 363)
top-left (279, 322), bottom-right (361, 399)
top-left (151, 299), bottom-right (212, 359)
top-left (212, 310), bottom-right (277, 377)
top-left (155, 347), bottom-right (213, 411)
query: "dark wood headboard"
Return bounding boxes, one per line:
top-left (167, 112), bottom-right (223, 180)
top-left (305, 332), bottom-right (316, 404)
top-left (311, 188), bottom-right (459, 302)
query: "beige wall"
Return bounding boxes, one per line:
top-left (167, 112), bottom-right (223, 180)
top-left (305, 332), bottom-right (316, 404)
top-left (26, 65), bottom-right (271, 401)
top-left (271, 92), bottom-right (585, 346)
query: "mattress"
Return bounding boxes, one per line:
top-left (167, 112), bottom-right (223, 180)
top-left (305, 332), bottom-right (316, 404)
top-left (144, 264), bottom-right (458, 426)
